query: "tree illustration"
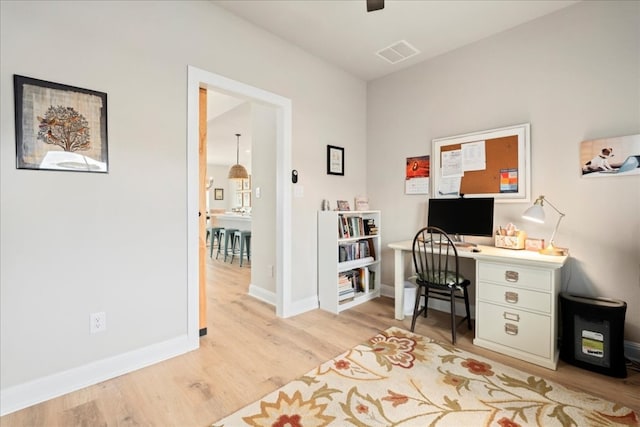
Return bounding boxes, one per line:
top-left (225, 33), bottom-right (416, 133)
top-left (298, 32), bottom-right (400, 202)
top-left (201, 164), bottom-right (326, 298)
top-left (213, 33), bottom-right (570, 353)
top-left (37, 105), bottom-right (91, 152)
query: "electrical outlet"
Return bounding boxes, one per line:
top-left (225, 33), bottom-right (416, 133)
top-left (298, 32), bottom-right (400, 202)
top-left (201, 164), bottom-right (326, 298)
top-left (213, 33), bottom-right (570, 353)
top-left (90, 312), bottom-right (106, 334)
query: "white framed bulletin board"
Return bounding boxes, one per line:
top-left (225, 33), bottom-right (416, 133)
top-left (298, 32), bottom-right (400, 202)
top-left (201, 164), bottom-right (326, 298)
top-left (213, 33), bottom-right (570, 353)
top-left (432, 123), bottom-right (530, 203)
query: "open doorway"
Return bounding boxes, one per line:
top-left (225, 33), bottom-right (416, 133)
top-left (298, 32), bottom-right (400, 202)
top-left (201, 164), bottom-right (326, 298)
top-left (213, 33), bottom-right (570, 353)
top-left (187, 66), bottom-right (293, 342)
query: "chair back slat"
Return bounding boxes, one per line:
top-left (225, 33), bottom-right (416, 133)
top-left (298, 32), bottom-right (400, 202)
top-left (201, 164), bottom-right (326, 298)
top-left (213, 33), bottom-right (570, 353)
top-left (412, 226), bottom-right (461, 287)
top-left (410, 225), bottom-right (471, 344)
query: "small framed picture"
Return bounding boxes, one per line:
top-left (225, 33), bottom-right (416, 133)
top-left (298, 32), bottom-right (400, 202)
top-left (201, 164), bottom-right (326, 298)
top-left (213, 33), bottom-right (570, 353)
top-left (242, 176), bottom-right (251, 190)
top-left (525, 237), bottom-right (545, 251)
top-left (214, 188), bottom-right (224, 200)
top-left (243, 192), bottom-right (251, 207)
top-left (336, 200), bottom-right (350, 211)
top-left (327, 145), bottom-right (344, 176)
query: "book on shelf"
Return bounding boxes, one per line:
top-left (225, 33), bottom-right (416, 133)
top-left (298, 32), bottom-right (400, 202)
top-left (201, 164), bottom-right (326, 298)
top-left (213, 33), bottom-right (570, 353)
top-left (363, 218), bottom-right (377, 235)
top-left (338, 241), bottom-right (373, 262)
top-left (338, 269), bottom-right (365, 293)
top-left (339, 214), bottom-right (377, 239)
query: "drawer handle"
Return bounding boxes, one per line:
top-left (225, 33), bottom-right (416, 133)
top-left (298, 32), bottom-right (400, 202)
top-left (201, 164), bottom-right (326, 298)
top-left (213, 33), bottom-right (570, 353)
top-left (503, 312), bottom-right (520, 322)
top-left (505, 291), bottom-right (519, 304)
top-left (504, 323), bottom-right (519, 335)
top-left (505, 270), bottom-right (519, 282)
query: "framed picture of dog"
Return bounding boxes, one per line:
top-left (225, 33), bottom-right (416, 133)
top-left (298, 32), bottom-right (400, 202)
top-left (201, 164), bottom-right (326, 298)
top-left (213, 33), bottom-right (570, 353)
top-left (580, 134), bottom-right (640, 178)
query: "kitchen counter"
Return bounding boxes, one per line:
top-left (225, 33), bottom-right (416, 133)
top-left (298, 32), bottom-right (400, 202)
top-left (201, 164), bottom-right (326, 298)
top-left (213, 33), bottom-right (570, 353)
top-left (211, 213), bottom-right (251, 231)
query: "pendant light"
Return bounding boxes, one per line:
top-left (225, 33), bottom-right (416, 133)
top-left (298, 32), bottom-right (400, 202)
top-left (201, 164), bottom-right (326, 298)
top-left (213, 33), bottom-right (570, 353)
top-left (228, 133), bottom-right (249, 179)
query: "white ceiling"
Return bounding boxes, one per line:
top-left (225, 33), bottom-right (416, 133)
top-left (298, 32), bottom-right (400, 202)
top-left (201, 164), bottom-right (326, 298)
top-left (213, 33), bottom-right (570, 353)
top-left (212, 0), bottom-right (579, 81)
top-left (207, 92), bottom-right (252, 169)
top-left (207, 0), bottom-right (579, 167)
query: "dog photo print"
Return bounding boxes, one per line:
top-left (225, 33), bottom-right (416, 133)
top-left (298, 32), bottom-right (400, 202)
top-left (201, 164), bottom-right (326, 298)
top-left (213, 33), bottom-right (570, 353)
top-left (580, 134), bottom-right (640, 178)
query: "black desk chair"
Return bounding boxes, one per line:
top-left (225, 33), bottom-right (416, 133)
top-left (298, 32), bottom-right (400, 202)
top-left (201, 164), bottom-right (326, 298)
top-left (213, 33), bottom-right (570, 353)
top-left (410, 226), bottom-right (472, 344)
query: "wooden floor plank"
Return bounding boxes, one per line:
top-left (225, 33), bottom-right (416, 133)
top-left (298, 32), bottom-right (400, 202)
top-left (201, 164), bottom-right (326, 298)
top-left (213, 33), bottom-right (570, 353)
top-left (2, 256), bottom-right (638, 426)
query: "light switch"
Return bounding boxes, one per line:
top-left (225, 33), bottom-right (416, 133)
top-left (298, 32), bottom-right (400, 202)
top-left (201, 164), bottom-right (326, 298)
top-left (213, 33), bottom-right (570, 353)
top-left (255, 187), bottom-right (261, 199)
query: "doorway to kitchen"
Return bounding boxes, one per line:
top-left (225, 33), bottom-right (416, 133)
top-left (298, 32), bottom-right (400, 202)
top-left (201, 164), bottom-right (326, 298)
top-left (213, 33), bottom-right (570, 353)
top-left (187, 66), bottom-right (293, 342)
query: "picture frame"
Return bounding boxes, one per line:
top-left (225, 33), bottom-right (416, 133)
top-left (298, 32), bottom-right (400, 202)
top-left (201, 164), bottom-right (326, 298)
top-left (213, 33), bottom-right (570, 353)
top-left (336, 200), bottom-right (350, 211)
top-left (242, 175), bottom-right (251, 190)
top-left (431, 123), bottom-right (530, 202)
top-left (214, 188), bottom-right (224, 200)
top-left (327, 145), bottom-right (344, 176)
top-left (14, 75), bottom-right (108, 173)
top-left (580, 134), bottom-right (640, 178)
top-left (243, 192), bottom-right (251, 207)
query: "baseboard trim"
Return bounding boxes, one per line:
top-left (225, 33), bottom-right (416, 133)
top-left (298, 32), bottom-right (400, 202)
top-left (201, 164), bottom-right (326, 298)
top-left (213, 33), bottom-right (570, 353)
top-left (624, 340), bottom-right (640, 362)
top-left (248, 283), bottom-right (276, 305)
top-left (248, 284), bottom-right (318, 318)
top-left (0, 334), bottom-right (197, 416)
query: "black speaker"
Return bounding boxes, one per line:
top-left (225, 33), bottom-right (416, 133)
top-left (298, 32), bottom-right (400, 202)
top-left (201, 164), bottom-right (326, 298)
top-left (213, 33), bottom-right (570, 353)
top-left (559, 293), bottom-right (627, 378)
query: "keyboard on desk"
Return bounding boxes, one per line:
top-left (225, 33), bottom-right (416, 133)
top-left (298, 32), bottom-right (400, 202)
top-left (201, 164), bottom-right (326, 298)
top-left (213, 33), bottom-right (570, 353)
top-left (453, 242), bottom-right (476, 251)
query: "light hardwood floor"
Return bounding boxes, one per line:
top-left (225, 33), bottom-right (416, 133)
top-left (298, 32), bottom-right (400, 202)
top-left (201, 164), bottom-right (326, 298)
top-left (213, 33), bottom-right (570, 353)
top-left (2, 256), bottom-right (639, 426)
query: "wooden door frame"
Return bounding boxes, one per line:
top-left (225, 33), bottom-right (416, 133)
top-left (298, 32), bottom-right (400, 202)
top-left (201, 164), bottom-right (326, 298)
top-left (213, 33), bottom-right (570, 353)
top-left (187, 66), bottom-right (293, 345)
top-left (198, 87), bottom-right (207, 336)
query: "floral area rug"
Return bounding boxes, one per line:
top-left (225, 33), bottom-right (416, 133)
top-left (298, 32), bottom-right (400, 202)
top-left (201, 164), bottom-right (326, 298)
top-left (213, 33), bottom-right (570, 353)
top-left (212, 326), bottom-right (638, 426)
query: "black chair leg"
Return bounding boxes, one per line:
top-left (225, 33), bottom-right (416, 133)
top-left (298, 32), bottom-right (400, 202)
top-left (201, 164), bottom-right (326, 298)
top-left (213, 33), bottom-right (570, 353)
top-left (450, 289), bottom-right (457, 344)
top-left (410, 285), bottom-right (423, 332)
top-left (423, 291), bottom-right (429, 318)
top-left (464, 289), bottom-right (472, 330)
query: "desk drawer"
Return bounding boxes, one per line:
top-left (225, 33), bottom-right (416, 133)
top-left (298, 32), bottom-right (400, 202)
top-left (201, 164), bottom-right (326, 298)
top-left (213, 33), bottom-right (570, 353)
top-left (477, 301), bottom-right (551, 359)
top-left (478, 282), bottom-right (551, 313)
top-left (478, 262), bottom-right (551, 291)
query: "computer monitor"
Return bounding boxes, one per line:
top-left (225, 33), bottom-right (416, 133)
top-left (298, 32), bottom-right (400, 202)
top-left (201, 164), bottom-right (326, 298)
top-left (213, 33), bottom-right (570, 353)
top-left (427, 197), bottom-right (495, 239)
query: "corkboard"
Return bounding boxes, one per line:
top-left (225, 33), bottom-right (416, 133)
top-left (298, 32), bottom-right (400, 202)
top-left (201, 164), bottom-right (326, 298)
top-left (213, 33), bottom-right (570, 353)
top-left (441, 135), bottom-right (519, 195)
top-left (432, 124), bottom-right (530, 202)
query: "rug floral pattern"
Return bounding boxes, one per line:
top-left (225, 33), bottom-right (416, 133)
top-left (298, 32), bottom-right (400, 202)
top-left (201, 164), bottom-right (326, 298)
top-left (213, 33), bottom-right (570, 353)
top-left (213, 327), bottom-right (638, 426)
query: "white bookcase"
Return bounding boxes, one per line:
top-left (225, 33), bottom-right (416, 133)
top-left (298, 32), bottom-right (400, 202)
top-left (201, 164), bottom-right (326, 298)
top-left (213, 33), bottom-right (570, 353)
top-left (318, 210), bottom-right (381, 313)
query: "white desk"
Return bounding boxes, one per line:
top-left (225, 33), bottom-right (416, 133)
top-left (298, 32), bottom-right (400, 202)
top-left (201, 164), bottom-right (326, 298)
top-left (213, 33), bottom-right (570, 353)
top-left (388, 240), bottom-right (568, 369)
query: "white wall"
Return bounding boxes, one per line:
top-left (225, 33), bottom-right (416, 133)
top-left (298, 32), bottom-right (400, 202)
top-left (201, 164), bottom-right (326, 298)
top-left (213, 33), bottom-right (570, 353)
top-left (0, 0), bottom-right (366, 413)
top-left (206, 164), bottom-right (231, 211)
top-left (251, 104), bottom-right (278, 294)
top-left (368, 1), bottom-right (640, 341)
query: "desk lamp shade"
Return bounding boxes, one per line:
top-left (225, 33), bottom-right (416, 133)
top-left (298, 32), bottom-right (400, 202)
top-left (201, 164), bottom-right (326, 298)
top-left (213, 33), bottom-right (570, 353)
top-left (228, 133), bottom-right (249, 180)
top-left (522, 195), bottom-right (566, 256)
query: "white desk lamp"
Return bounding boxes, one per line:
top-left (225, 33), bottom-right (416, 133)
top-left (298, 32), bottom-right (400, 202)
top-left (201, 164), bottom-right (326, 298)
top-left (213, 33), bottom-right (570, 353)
top-left (522, 195), bottom-right (567, 256)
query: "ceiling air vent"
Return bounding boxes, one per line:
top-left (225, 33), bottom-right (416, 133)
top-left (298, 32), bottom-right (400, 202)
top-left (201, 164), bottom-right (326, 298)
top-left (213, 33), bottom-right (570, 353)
top-left (376, 40), bottom-right (420, 64)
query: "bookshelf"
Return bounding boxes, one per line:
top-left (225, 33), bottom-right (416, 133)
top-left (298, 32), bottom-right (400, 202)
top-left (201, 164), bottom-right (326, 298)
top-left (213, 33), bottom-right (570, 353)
top-left (318, 210), bottom-right (381, 313)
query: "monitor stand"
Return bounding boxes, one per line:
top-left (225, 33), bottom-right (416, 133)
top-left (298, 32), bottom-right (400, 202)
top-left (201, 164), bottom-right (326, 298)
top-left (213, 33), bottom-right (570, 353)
top-left (452, 235), bottom-right (477, 248)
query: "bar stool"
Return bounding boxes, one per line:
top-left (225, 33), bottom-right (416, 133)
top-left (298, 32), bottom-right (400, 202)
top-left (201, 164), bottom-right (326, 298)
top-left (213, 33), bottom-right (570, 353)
top-left (208, 226), bottom-right (224, 258)
top-left (231, 230), bottom-right (251, 266)
top-left (217, 228), bottom-right (239, 261)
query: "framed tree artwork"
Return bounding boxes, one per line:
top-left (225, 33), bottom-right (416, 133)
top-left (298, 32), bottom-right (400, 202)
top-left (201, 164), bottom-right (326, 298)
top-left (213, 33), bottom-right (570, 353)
top-left (13, 75), bottom-right (109, 173)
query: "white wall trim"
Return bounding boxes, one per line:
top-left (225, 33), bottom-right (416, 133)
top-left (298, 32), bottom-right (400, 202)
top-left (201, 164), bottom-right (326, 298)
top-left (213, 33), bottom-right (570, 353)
top-left (287, 296), bottom-right (320, 317)
top-left (248, 285), bottom-right (318, 318)
top-left (0, 335), bottom-right (196, 416)
top-left (187, 66), bottom-right (293, 330)
top-left (248, 284), bottom-right (276, 306)
top-left (624, 340), bottom-right (640, 362)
